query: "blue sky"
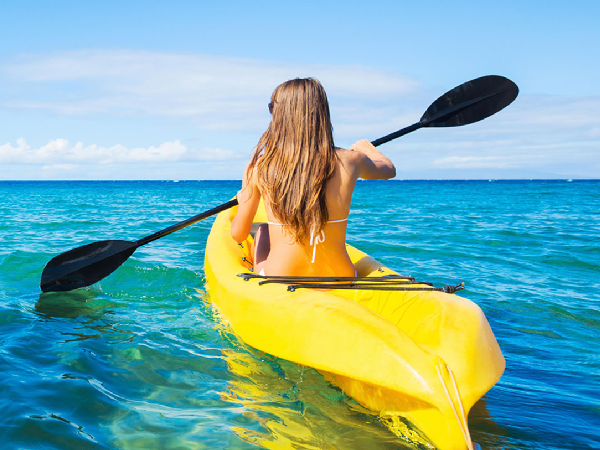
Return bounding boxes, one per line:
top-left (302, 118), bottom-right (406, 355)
top-left (1, 0), bottom-right (599, 179)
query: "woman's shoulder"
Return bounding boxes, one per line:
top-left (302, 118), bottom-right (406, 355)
top-left (243, 160), bottom-right (260, 184)
top-left (335, 146), bottom-right (351, 157)
top-left (335, 147), bottom-right (369, 173)
top-left (335, 147), bottom-right (363, 163)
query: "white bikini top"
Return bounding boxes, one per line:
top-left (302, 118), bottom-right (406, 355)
top-left (267, 217), bottom-right (348, 263)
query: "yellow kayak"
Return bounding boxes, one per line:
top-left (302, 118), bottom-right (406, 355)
top-left (205, 201), bottom-right (505, 450)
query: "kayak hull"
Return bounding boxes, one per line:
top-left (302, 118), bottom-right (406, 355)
top-left (204, 202), bottom-right (504, 450)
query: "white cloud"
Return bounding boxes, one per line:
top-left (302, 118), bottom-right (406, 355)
top-left (1, 49), bottom-right (599, 179)
top-left (1, 50), bottom-right (419, 132)
top-left (42, 164), bottom-right (78, 171)
top-left (432, 155), bottom-right (524, 169)
top-left (3, 50), bottom-right (418, 96)
top-left (0, 138), bottom-right (238, 166)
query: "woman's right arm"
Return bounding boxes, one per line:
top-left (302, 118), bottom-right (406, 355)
top-left (231, 163), bottom-right (261, 243)
top-left (350, 139), bottom-right (396, 180)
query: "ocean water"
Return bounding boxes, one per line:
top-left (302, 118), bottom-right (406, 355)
top-left (0, 180), bottom-right (598, 450)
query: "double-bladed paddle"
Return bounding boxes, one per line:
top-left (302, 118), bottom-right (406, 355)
top-left (40, 74), bottom-right (518, 292)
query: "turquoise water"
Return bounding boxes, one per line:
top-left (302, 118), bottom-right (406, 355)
top-left (1, 180), bottom-right (598, 449)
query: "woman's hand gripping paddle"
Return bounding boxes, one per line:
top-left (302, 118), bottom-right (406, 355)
top-left (40, 75), bottom-right (518, 292)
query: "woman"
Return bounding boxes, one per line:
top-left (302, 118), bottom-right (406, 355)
top-left (231, 78), bottom-right (395, 277)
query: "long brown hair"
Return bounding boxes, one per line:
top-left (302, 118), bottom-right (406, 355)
top-left (247, 78), bottom-right (336, 243)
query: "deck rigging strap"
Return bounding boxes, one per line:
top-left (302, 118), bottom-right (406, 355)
top-left (238, 273), bottom-right (416, 283)
top-left (285, 283), bottom-right (464, 293)
top-left (237, 273), bottom-right (465, 294)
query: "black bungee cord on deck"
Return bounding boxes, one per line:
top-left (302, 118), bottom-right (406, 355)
top-left (237, 273), bottom-right (465, 294)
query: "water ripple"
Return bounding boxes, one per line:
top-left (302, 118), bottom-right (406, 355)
top-left (1, 180), bottom-right (599, 449)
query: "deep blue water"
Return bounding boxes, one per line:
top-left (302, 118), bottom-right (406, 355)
top-left (0, 180), bottom-right (598, 449)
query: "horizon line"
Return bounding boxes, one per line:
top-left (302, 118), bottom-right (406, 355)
top-left (1, 178), bottom-right (598, 182)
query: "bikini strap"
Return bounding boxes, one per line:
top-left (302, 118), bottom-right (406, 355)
top-left (269, 217), bottom-right (347, 226)
top-left (309, 228), bottom-right (326, 264)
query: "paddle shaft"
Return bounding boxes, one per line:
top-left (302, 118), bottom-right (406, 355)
top-left (371, 122), bottom-right (422, 147)
top-left (145, 119), bottom-right (425, 246)
top-left (135, 198), bottom-right (239, 247)
top-left (145, 116), bottom-right (433, 246)
top-left (119, 118), bottom-right (425, 250)
top-left (139, 116), bottom-right (430, 247)
top-left (145, 117), bottom-right (424, 245)
top-left (137, 102), bottom-right (459, 247)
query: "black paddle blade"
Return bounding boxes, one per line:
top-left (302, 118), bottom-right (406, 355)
top-left (421, 75), bottom-right (518, 127)
top-left (40, 240), bottom-right (137, 292)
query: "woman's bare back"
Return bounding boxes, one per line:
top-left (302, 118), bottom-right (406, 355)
top-left (257, 148), bottom-right (358, 277)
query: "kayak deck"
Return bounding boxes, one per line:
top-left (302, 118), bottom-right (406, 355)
top-left (204, 202), bottom-right (504, 450)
